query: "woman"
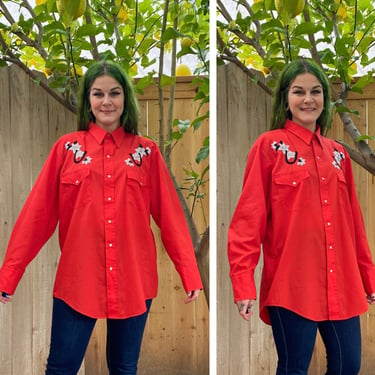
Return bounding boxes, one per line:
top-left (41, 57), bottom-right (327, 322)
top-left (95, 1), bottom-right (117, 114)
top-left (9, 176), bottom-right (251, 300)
top-left (0, 60), bottom-right (202, 374)
top-left (227, 59), bottom-right (375, 374)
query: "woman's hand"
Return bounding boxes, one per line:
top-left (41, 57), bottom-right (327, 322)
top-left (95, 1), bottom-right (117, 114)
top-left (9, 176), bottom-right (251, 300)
top-left (0, 292), bottom-right (12, 304)
top-left (236, 299), bottom-right (255, 321)
top-left (367, 293), bottom-right (375, 305)
top-left (184, 289), bottom-right (200, 304)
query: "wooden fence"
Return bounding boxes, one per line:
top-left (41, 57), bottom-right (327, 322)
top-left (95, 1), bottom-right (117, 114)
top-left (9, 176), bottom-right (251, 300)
top-left (217, 62), bottom-right (375, 374)
top-left (0, 64), bottom-right (209, 375)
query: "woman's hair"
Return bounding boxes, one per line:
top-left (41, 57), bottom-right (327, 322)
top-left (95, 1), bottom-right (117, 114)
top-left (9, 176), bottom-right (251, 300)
top-left (270, 59), bottom-right (332, 134)
top-left (77, 60), bottom-right (140, 134)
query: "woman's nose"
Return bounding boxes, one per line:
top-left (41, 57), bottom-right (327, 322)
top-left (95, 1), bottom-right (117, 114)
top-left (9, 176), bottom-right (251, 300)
top-left (102, 94), bottom-right (112, 105)
top-left (304, 94), bottom-right (313, 103)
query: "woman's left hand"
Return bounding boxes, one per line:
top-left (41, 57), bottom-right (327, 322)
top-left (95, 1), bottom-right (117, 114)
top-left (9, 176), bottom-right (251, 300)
top-left (184, 289), bottom-right (200, 304)
top-left (367, 293), bottom-right (375, 304)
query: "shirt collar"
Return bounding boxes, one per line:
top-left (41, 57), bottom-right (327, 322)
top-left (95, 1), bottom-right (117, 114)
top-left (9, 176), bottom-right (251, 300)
top-left (89, 122), bottom-right (126, 148)
top-left (284, 119), bottom-right (323, 147)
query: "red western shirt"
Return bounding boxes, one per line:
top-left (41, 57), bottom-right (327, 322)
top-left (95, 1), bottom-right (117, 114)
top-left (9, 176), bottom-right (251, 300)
top-left (0, 123), bottom-right (202, 318)
top-left (228, 120), bottom-right (375, 324)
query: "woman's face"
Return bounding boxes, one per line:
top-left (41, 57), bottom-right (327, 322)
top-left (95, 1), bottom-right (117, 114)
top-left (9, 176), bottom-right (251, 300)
top-left (89, 75), bottom-right (124, 132)
top-left (287, 72), bottom-right (324, 132)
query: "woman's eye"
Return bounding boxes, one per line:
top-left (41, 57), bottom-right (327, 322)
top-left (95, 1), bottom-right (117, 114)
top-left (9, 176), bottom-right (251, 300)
top-left (91, 91), bottom-right (121, 97)
top-left (312, 90), bottom-right (322, 95)
top-left (292, 90), bottom-right (303, 95)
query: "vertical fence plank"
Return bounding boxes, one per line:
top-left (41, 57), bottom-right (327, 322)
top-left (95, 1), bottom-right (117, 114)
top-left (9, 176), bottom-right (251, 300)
top-left (8, 64), bottom-right (33, 375)
top-left (217, 63), bottom-right (250, 375)
top-left (0, 61), bottom-right (13, 375)
top-left (217, 63), bottom-right (277, 375)
top-left (30, 78), bottom-right (53, 375)
top-left (217, 62), bottom-right (233, 375)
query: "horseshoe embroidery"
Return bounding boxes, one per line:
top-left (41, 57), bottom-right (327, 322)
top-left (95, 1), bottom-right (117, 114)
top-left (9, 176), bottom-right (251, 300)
top-left (125, 144), bottom-right (151, 167)
top-left (65, 141), bottom-right (92, 165)
top-left (332, 148), bottom-right (345, 170)
top-left (271, 140), bottom-right (306, 166)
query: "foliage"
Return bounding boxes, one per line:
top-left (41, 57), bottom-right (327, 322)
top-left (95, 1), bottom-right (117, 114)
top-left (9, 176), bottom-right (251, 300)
top-left (0, 0), bottom-right (208, 101)
top-left (181, 163), bottom-right (209, 227)
top-left (217, 0), bottom-right (375, 174)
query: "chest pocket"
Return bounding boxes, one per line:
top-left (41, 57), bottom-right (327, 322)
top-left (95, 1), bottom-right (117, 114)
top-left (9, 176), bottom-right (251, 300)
top-left (126, 169), bottom-right (150, 210)
top-left (272, 170), bottom-right (310, 211)
top-left (60, 168), bottom-right (92, 209)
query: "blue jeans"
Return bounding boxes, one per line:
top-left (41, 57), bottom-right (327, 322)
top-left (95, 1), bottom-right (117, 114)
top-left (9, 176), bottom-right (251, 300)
top-left (268, 306), bottom-right (361, 375)
top-left (45, 298), bottom-right (152, 375)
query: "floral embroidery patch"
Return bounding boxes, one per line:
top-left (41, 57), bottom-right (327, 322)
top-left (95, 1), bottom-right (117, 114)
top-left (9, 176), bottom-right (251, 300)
top-left (125, 144), bottom-right (151, 167)
top-left (271, 140), bottom-right (306, 166)
top-left (65, 141), bottom-right (92, 165)
top-left (332, 148), bottom-right (345, 169)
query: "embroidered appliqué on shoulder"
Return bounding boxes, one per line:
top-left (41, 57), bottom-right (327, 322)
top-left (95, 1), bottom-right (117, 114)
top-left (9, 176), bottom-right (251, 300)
top-left (271, 140), bottom-right (306, 166)
top-left (125, 144), bottom-right (151, 167)
top-left (65, 141), bottom-right (92, 165)
top-left (332, 148), bottom-right (345, 169)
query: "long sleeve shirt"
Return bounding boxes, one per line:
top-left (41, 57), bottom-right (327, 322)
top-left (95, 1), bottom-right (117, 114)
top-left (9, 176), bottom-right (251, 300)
top-left (228, 120), bottom-right (375, 324)
top-left (0, 123), bottom-right (202, 319)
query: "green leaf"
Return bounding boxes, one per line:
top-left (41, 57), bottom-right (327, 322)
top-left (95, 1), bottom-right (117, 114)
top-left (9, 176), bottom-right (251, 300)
top-left (294, 22), bottom-right (322, 36)
top-left (265, 0), bottom-right (275, 10)
top-left (356, 134), bottom-right (375, 142)
top-left (76, 24), bottom-right (101, 38)
top-left (160, 74), bottom-right (175, 87)
top-left (134, 75), bottom-right (154, 94)
top-left (191, 115), bottom-right (208, 131)
top-left (351, 74), bottom-right (374, 93)
top-left (195, 145), bottom-right (209, 163)
top-left (161, 27), bottom-right (181, 42)
top-left (335, 106), bottom-right (360, 116)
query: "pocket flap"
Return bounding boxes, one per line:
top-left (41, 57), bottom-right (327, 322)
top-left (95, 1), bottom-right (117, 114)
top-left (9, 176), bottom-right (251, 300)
top-left (61, 168), bottom-right (91, 185)
top-left (273, 170), bottom-right (309, 187)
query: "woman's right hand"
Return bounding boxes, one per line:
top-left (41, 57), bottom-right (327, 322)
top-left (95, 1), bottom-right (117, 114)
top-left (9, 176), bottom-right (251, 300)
top-left (0, 292), bottom-right (12, 304)
top-left (236, 299), bottom-right (255, 321)
top-left (367, 293), bottom-right (375, 305)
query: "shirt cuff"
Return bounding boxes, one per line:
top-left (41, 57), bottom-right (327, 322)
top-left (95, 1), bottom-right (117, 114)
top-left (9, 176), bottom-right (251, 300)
top-left (0, 265), bottom-right (25, 295)
top-left (230, 271), bottom-right (257, 302)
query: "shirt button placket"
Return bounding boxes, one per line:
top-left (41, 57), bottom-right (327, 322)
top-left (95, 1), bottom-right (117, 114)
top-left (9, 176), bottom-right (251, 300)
top-left (313, 139), bottom-right (339, 318)
top-left (103, 134), bottom-right (119, 315)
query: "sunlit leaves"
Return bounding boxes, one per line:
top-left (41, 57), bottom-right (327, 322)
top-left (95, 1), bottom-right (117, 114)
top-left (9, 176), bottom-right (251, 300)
top-left (217, 0), bottom-right (375, 93)
top-left (0, 0), bottom-right (208, 92)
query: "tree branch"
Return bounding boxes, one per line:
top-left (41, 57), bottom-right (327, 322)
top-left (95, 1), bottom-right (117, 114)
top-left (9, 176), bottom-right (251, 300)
top-left (165, 0), bottom-right (178, 165)
top-left (2, 56), bottom-right (76, 113)
top-left (157, 0), bottom-right (169, 157)
top-left (0, 2), bottom-right (16, 25)
top-left (303, 8), bottom-right (323, 67)
top-left (217, 0), bottom-right (266, 59)
top-left (217, 31), bottom-right (273, 96)
top-left (84, 3), bottom-right (100, 61)
top-left (172, 172), bottom-right (209, 305)
top-left (0, 0), bottom-right (48, 61)
top-left (21, 0), bottom-right (44, 46)
top-left (338, 111), bottom-right (375, 157)
top-left (238, 0), bottom-right (261, 41)
top-left (336, 139), bottom-right (375, 175)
